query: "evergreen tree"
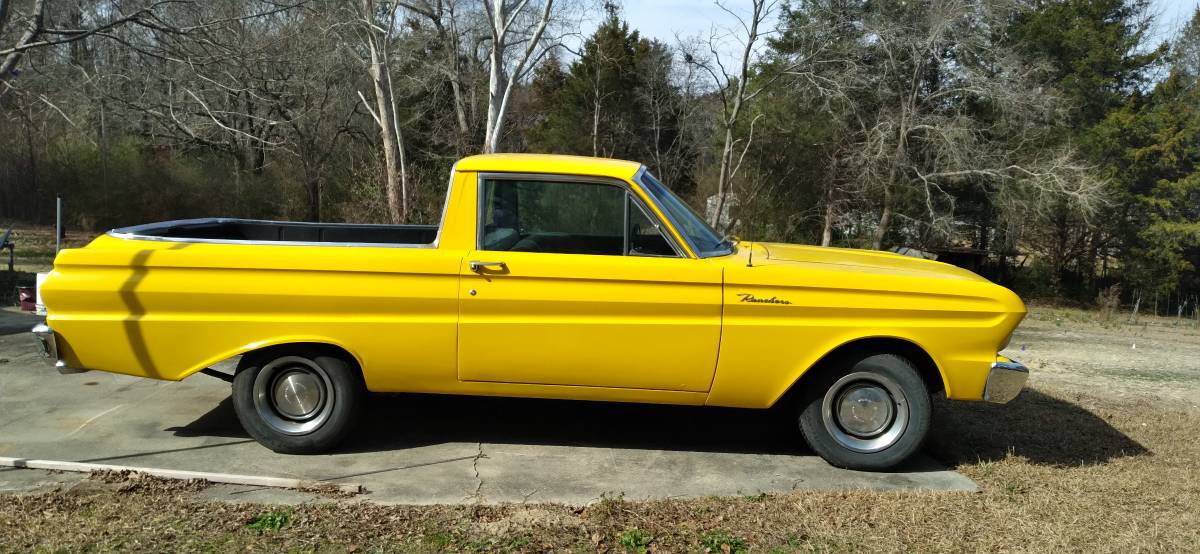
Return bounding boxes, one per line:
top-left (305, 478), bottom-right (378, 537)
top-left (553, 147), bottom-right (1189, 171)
top-left (1010, 0), bottom-right (1164, 127)
top-left (525, 2), bottom-right (692, 187)
top-left (1090, 9), bottom-right (1200, 306)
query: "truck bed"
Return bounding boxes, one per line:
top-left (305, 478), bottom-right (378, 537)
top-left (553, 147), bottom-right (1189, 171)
top-left (110, 218), bottom-right (438, 246)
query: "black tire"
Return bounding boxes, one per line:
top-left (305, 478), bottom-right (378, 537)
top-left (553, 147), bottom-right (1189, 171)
top-left (797, 352), bottom-right (931, 470)
top-left (231, 347), bottom-right (365, 454)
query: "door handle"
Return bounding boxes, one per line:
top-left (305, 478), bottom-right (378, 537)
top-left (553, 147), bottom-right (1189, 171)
top-left (469, 260), bottom-right (507, 273)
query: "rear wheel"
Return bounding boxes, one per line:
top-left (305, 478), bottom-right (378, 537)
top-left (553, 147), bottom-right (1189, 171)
top-left (231, 347), bottom-right (365, 454)
top-left (797, 353), bottom-right (931, 470)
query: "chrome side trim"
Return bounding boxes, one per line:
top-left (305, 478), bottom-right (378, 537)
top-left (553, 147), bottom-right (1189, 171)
top-left (431, 161), bottom-right (458, 248)
top-left (984, 359), bottom-right (1028, 404)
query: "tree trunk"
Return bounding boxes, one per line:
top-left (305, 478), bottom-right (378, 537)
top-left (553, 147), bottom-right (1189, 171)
top-left (375, 91), bottom-right (404, 223)
top-left (483, 3), bottom-right (507, 154)
top-left (306, 176), bottom-right (321, 222)
top-left (592, 93), bottom-right (601, 157)
top-left (451, 77), bottom-right (469, 137)
top-left (711, 126), bottom-right (736, 228)
top-left (872, 183), bottom-right (892, 250)
top-left (0, 0), bottom-right (47, 82)
top-left (482, 0), bottom-right (554, 154)
top-left (363, 2), bottom-right (405, 223)
top-left (821, 200), bottom-right (834, 247)
top-left (446, 27), bottom-right (469, 137)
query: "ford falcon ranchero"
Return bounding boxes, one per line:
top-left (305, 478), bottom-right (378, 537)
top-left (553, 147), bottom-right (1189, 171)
top-left (31, 153), bottom-right (1028, 470)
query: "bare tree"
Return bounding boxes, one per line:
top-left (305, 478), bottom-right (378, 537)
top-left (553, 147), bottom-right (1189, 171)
top-left (398, 0), bottom-right (477, 145)
top-left (637, 41), bottom-right (701, 188)
top-left (0, 0), bottom-right (46, 82)
top-left (481, 0), bottom-right (565, 153)
top-left (2, 1), bottom-right (304, 88)
top-left (354, 0), bottom-right (410, 223)
top-left (830, 0), bottom-right (1104, 250)
top-left (684, 0), bottom-right (801, 230)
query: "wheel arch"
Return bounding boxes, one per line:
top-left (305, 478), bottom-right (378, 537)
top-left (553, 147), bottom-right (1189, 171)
top-left (771, 335), bottom-right (946, 408)
top-left (234, 341), bottom-right (364, 373)
top-left (181, 337), bottom-right (366, 379)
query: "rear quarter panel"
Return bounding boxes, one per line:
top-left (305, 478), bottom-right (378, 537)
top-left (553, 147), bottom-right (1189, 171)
top-left (43, 235), bottom-right (464, 391)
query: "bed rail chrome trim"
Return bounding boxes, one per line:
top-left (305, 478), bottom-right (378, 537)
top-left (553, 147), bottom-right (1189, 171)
top-left (108, 217), bottom-right (440, 249)
top-left (106, 230), bottom-right (439, 249)
top-left (106, 162), bottom-right (460, 250)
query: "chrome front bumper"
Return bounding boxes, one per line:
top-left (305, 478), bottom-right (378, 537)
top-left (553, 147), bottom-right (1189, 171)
top-left (31, 323), bottom-right (88, 374)
top-left (984, 358), bottom-right (1028, 404)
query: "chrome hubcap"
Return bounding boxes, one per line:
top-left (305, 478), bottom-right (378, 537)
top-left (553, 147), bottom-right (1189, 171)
top-left (836, 384), bottom-right (893, 437)
top-left (821, 371), bottom-right (908, 453)
top-left (272, 370), bottom-right (323, 419)
top-left (251, 356), bottom-right (334, 436)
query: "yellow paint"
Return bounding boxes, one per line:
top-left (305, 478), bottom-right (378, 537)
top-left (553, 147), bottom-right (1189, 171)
top-left (42, 154), bottom-right (1026, 408)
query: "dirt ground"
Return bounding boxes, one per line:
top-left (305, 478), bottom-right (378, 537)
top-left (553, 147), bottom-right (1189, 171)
top-left (1009, 305), bottom-right (1200, 407)
top-left (0, 225), bottom-right (94, 304)
top-left (2, 306), bottom-right (1199, 552)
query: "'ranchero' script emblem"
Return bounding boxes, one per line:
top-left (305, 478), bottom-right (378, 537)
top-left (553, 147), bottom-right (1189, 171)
top-left (738, 293), bottom-right (792, 305)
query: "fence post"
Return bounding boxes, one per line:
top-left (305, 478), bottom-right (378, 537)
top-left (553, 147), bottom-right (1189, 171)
top-left (55, 197), bottom-right (62, 254)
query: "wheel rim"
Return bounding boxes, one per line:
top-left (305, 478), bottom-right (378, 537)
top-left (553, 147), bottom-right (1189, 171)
top-left (252, 356), bottom-right (335, 436)
top-left (820, 371), bottom-right (908, 453)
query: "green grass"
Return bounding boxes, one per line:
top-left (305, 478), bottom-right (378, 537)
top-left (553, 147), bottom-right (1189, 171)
top-left (618, 527), bottom-right (653, 552)
top-left (699, 530), bottom-right (748, 553)
top-left (246, 510), bottom-right (290, 531)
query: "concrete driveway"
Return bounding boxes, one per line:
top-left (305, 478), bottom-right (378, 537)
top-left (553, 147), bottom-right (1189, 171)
top-left (0, 310), bottom-right (975, 504)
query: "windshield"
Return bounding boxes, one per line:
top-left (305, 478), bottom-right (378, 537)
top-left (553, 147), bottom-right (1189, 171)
top-left (637, 170), bottom-right (733, 258)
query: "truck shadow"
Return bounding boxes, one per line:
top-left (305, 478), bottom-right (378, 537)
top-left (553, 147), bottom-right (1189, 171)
top-left (926, 389), bottom-right (1149, 467)
top-left (171, 388), bottom-right (1147, 468)
top-left (171, 394), bottom-right (809, 456)
top-left (351, 394), bottom-right (810, 457)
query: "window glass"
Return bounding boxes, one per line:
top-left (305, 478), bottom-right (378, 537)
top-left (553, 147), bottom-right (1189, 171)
top-left (638, 171), bottom-right (732, 257)
top-left (627, 198), bottom-right (676, 257)
top-left (481, 179), bottom-right (626, 255)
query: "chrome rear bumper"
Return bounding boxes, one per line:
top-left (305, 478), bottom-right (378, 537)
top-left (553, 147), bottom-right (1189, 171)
top-left (31, 323), bottom-right (88, 374)
top-left (984, 358), bottom-right (1028, 404)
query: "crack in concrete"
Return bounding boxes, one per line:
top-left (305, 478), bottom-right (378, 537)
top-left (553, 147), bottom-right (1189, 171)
top-left (468, 442), bottom-right (487, 503)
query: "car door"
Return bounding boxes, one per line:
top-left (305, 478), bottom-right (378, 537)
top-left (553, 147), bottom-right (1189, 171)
top-left (457, 173), bottom-right (722, 392)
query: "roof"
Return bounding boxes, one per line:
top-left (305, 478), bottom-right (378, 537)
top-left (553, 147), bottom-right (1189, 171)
top-left (454, 153), bottom-right (643, 180)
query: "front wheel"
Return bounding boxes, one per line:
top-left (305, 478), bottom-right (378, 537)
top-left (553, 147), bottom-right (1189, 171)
top-left (797, 353), bottom-right (931, 470)
top-left (231, 347), bottom-right (365, 454)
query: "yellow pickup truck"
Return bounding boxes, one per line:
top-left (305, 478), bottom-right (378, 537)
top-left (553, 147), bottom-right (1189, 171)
top-left (31, 153), bottom-right (1027, 470)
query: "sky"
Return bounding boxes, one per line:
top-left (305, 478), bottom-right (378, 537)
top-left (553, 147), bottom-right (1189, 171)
top-left (583, 0), bottom-right (1199, 51)
top-left (1150, 0), bottom-right (1200, 40)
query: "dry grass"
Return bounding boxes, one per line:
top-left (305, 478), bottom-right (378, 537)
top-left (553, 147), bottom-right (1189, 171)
top-left (1, 224), bottom-right (97, 274)
top-left (1, 385), bottom-right (1196, 552)
top-left (1, 225), bottom-right (100, 304)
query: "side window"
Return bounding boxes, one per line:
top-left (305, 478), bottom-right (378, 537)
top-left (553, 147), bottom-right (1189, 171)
top-left (481, 179), bottom-right (625, 255)
top-left (480, 177), bottom-right (680, 257)
top-left (627, 198), bottom-right (677, 257)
